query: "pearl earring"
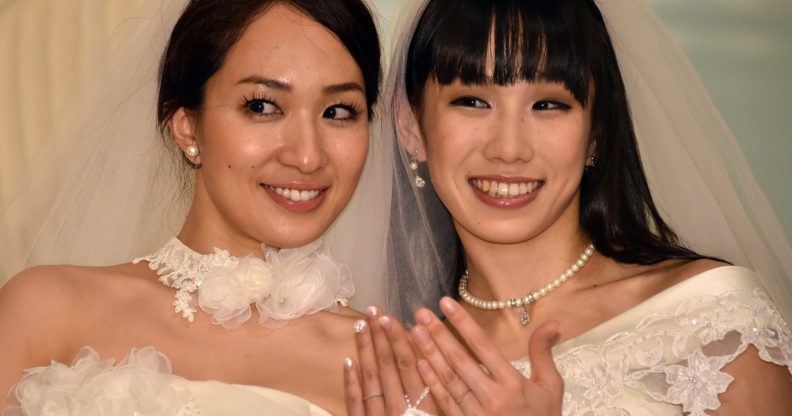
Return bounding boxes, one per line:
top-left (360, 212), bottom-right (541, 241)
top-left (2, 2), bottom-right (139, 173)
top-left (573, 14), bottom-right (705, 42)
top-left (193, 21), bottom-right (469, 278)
top-left (185, 145), bottom-right (199, 158)
top-left (409, 150), bottom-right (425, 188)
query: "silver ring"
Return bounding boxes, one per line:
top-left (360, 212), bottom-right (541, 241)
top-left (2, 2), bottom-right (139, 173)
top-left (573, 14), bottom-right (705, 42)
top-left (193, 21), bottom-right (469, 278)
top-left (363, 391), bottom-right (384, 401)
top-left (454, 388), bottom-right (471, 404)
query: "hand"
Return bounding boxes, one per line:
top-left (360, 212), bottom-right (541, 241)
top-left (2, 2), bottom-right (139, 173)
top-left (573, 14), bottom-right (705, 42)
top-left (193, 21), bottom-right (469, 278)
top-left (344, 306), bottom-right (437, 416)
top-left (410, 297), bottom-right (563, 416)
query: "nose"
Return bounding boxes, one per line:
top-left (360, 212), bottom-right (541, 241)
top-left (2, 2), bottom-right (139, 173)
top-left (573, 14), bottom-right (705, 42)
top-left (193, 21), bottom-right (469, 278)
top-left (482, 110), bottom-right (533, 164)
top-left (277, 113), bottom-right (328, 173)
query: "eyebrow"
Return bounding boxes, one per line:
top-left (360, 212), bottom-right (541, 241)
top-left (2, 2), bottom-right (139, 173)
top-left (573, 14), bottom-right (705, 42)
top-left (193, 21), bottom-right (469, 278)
top-left (237, 76), bottom-right (364, 96)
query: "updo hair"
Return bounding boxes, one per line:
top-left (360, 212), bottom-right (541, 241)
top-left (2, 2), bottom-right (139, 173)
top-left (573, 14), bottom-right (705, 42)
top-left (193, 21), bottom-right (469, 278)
top-left (157, 0), bottom-right (382, 136)
top-left (403, 0), bottom-right (704, 268)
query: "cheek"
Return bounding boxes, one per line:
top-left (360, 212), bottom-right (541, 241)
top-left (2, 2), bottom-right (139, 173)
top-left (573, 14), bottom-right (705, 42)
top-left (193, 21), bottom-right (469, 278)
top-left (332, 129), bottom-right (369, 181)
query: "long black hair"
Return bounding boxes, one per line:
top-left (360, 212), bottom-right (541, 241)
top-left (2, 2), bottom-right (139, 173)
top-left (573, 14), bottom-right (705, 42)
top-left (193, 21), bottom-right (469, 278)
top-left (402, 0), bottom-right (706, 282)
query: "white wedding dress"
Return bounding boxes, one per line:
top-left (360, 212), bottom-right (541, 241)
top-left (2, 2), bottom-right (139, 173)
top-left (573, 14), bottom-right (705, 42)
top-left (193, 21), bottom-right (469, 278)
top-left (5, 347), bottom-right (331, 416)
top-left (511, 266), bottom-right (792, 415)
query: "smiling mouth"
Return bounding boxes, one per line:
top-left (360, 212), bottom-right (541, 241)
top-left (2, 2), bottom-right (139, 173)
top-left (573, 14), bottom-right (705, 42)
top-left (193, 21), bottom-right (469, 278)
top-left (262, 184), bottom-right (323, 202)
top-left (470, 179), bottom-right (543, 198)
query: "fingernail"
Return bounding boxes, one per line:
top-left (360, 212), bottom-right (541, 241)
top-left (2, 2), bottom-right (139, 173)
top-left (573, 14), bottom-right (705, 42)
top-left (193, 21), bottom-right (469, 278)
top-left (440, 297), bottom-right (456, 313)
top-left (415, 309), bottom-right (433, 325)
top-left (412, 326), bottom-right (430, 345)
top-left (366, 305), bottom-right (378, 318)
top-left (378, 315), bottom-right (392, 330)
top-left (344, 357), bottom-right (354, 370)
top-left (354, 319), bottom-right (367, 333)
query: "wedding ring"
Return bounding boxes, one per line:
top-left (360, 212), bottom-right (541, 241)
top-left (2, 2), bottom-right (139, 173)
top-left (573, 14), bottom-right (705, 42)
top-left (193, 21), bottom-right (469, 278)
top-left (404, 386), bottom-right (431, 408)
top-left (454, 388), bottom-right (471, 404)
top-left (363, 391), bottom-right (384, 401)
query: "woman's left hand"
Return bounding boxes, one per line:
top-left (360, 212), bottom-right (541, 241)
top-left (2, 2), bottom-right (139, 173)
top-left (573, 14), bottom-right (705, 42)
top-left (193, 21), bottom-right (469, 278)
top-left (410, 297), bottom-right (563, 416)
top-left (344, 306), bottom-right (437, 416)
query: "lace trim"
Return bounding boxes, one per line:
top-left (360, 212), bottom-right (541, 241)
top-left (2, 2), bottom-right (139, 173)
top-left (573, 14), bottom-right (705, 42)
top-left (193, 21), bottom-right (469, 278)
top-left (133, 238), bottom-right (354, 328)
top-left (511, 288), bottom-right (792, 416)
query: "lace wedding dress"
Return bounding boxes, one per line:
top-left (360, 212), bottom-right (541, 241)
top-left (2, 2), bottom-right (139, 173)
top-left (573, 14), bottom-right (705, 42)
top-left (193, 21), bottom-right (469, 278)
top-left (511, 266), bottom-right (792, 415)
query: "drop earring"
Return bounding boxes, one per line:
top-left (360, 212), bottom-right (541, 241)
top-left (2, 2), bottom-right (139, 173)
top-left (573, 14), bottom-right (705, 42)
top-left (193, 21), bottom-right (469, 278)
top-left (409, 150), bottom-right (425, 188)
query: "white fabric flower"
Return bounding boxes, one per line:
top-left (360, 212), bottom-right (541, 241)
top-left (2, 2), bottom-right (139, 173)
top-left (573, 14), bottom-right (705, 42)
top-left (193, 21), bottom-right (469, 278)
top-left (665, 349), bottom-right (733, 414)
top-left (6, 347), bottom-right (192, 416)
top-left (257, 239), bottom-right (354, 324)
top-left (198, 256), bottom-right (274, 329)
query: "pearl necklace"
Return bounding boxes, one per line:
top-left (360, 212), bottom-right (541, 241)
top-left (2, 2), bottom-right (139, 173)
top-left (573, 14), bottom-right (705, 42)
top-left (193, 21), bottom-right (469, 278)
top-left (458, 243), bottom-right (595, 325)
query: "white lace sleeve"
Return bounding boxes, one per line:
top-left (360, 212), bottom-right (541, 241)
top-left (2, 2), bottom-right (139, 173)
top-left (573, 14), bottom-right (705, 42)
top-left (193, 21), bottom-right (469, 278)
top-left (513, 288), bottom-right (792, 415)
top-left (4, 347), bottom-right (198, 416)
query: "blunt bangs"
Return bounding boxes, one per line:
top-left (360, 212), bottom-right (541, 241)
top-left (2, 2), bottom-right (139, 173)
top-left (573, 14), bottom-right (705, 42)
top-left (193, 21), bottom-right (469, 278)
top-left (406, 0), bottom-right (597, 107)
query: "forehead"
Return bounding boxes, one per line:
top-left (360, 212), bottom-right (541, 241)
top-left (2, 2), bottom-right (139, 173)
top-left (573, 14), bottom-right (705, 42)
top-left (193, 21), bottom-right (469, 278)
top-left (213, 4), bottom-right (362, 88)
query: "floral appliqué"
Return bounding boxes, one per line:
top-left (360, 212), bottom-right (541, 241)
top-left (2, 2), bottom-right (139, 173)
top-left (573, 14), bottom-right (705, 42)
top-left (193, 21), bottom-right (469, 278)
top-left (134, 238), bottom-right (354, 328)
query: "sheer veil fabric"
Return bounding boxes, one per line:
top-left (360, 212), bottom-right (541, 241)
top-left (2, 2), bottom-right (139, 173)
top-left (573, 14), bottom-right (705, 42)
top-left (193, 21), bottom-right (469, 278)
top-left (0, 0), bottom-right (391, 310)
top-left (383, 0), bottom-right (792, 325)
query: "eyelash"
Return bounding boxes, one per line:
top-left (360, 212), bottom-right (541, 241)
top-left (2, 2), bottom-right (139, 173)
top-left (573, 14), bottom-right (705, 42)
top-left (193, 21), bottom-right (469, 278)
top-left (324, 100), bottom-right (362, 122)
top-left (241, 95), bottom-right (362, 122)
top-left (533, 100), bottom-right (572, 111)
top-left (241, 94), bottom-right (280, 117)
top-left (451, 96), bottom-right (572, 112)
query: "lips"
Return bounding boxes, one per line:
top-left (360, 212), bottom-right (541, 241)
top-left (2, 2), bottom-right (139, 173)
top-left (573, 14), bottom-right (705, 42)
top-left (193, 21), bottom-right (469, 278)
top-left (468, 177), bottom-right (543, 209)
top-left (471, 179), bottom-right (542, 198)
top-left (261, 183), bottom-right (327, 212)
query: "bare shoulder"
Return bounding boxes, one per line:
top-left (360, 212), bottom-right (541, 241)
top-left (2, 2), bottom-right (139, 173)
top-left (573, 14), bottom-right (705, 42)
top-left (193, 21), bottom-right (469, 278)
top-left (0, 263), bottom-right (161, 364)
top-left (610, 257), bottom-right (731, 299)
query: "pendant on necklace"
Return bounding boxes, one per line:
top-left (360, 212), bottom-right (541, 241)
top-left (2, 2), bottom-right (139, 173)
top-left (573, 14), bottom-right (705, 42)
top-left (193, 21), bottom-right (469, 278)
top-left (519, 305), bottom-right (530, 325)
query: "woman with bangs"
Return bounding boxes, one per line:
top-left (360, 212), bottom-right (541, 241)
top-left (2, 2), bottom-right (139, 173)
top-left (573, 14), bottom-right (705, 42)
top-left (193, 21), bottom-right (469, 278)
top-left (344, 0), bottom-right (792, 415)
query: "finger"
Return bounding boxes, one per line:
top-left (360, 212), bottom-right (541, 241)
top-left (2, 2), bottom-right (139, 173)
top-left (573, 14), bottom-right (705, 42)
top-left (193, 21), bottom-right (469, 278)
top-left (343, 357), bottom-right (366, 416)
top-left (438, 297), bottom-right (517, 382)
top-left (528, 320), bottom-right (563, 394)
top-left (417, 359), bottom-right (466, 416)
top-left (411, 319), bottom-right (488, 413)
top-left (354, 319), bottom-right (386, 414)
top-left (379, 314), bottom-right (436, 412)
top-left (365, 306), bottom-right (406, 411)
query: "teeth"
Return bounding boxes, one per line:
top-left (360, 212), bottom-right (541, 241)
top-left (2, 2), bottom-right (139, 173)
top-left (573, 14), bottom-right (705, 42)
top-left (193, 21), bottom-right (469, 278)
top-left (270, 186), bottom-right (321, 201)
top-left (472, 179), bottom-right (540, 198)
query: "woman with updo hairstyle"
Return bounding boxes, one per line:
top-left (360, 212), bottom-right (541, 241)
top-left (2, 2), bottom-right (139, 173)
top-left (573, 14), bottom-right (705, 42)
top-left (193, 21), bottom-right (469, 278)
top-left (0, 0), bottom-right (386, 414)
top-left (344, 0), bottom-right (792, 415)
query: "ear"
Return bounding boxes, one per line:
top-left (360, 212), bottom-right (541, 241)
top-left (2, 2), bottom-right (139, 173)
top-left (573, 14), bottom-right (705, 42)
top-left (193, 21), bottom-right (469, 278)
top-left (585, 138), bottom-right (597, 167)
top-left (394, 94), bottom-right (427, 162)
top-left (169, 107), bottom-right (201, 165)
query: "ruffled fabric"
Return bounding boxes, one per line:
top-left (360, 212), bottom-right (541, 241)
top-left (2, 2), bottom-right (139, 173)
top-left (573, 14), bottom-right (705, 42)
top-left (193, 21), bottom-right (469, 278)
top-left (4, 347), bottom-right (196, 416)
top-left (511, 267), bottom-right (792, 416)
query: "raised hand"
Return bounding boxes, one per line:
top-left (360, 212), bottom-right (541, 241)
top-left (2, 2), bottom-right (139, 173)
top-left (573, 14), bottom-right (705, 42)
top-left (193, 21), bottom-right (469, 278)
top-left (344, 306), bottom-right (437, 416)
top-left (410, 297), bottom-right (563, 415)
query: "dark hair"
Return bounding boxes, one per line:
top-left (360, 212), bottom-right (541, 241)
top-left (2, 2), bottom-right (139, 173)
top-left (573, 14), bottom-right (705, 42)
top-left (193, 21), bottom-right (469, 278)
top-left (403, 0), bottom-right (707, 275)
top-left (157, 0), bottom-right (382, 136)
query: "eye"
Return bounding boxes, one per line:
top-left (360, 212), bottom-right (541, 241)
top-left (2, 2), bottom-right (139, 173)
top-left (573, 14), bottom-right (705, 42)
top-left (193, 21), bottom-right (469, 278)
top-left (243, 97), bottom-right (281, 116)
top-left (532, 100), bottom-right (571, 111)
top-left (450, 96), bottom-right (490, 109)
top-left (323, 103), bottom-right (361, 121)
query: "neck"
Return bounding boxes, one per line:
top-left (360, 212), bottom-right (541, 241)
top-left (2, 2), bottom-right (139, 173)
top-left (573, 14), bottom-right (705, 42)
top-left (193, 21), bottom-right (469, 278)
top-left (178, 183), bottom-right (265, 258)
